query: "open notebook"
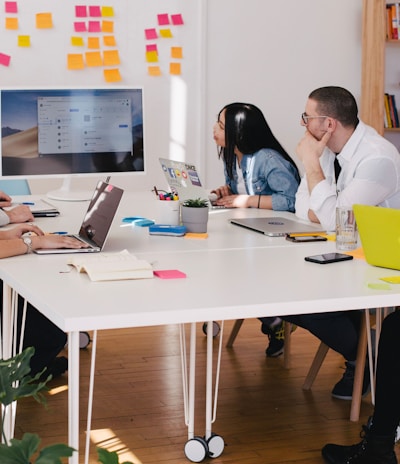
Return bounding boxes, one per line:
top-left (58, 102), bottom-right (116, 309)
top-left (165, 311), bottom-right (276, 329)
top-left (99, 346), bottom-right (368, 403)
top-left (34, 181), bottom-right (123, 254)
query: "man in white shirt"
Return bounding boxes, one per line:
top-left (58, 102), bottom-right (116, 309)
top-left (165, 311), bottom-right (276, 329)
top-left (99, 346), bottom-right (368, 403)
top-left (284, 86), bottom-right (400, 400)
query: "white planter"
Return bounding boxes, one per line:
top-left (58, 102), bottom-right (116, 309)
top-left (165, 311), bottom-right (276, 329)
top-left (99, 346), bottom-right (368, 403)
top-left (181, 206), bottom-right (209, 233)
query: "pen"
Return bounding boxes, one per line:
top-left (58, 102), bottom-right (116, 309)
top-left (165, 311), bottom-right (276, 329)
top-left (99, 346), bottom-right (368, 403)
top-left (154, 185), bottom-right (159, 197)
top-left (19, 202), bottom-right (35, 206)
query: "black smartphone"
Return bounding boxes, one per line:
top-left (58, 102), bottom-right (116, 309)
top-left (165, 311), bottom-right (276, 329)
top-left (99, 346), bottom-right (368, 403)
top-left (286, 235), bottom-right (327, 243)
top-left (304, 253), bottom-right (354, 264)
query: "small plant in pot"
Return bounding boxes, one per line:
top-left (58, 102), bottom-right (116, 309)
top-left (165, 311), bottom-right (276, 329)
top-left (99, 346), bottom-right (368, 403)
top-left (181, 198), bottom-right (209, 233)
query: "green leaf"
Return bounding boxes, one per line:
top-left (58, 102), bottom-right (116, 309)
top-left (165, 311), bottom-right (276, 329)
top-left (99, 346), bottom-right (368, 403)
top-left (36, 443), bottom-right (75, 464)
top-left (97, 447), bottom-right (133, 464)
top-left (0, 432), bottom-right (40, 463)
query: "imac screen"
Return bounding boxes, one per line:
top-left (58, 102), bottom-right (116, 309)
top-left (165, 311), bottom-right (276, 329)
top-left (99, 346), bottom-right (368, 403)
top-left (0, 88), bottom-right (144, 177)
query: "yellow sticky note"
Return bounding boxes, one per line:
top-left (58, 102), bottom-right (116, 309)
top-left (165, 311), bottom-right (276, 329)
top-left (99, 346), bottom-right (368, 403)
top-left (148, 66), bottom-right (161, 76)
top-left (67, 53), bottom-right (85, 70)
top-left (170, 62), bottom-right (181, 75)
top-left (159, 28), bottom-right (173, 38)
top-left (184, 233), bottom-right (208, 239)
top-left (380, 276), bottom-right (400, 284)
top-left (102, 20), bottom-right (114, 33)
top-left (36, 12), bottom-right (53, 29)
top-left (85, 51), bottom-right (103, 67)
top-left (367, 282), bottom-right (391, 290)
top-left (18, 35), bottom-right (30, 47)
top-left (87, 37), bottom-right (100, 49)
top-left (146, 50), bottom-right (158, 63)
top-left (101, 6), bottom-right (114, 17)
top-left (5, 17), bottom-right (18, 30)
top-left (104, 68), bottom-right (121, 82)
top-left (171, 46), bottom-right (182, 59)
top-left (103, 35), bottom-right (116, 47)
top-left (71, 36), bottom-right (84, 47)
top-left (103, 50), bottom-right (120, 66)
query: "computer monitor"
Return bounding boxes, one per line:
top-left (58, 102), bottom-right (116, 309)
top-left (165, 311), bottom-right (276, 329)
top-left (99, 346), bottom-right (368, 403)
top-left (0, 88), bottom-right (144, 200)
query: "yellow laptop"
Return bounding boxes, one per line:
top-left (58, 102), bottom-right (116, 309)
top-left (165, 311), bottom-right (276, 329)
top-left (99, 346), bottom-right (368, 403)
top-left (353, 204), bottom-right (400, 270)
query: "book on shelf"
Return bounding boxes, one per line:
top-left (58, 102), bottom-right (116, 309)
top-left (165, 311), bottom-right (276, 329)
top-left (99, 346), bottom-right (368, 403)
top-left (384, 93), bottom-right (400, 128)
top-left (68, 250), bottom-right (154, 282)
top-left (386, 3), bottom-right (400, 40)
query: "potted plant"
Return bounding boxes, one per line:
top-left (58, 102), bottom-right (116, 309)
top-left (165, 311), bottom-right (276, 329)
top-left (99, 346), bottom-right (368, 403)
top-left (0, 347), bottom-right (133, 464)
top-left (181, 198), bottom-right (209, 233)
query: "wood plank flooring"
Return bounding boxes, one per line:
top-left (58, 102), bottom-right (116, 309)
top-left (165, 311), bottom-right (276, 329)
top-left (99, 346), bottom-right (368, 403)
top-left (15, 319), bottom-right (398, 463)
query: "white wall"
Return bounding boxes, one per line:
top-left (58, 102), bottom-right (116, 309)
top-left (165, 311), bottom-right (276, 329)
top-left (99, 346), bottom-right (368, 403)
top-left (0, 0), bottom-right (363, 196)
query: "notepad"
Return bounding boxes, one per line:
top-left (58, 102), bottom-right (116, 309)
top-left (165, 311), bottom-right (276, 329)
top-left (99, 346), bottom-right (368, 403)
top-left (68, 250), bottom-right (153, 281)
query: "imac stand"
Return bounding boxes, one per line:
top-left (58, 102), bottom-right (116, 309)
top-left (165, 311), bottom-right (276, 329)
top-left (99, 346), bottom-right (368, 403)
top-left (47, 177), bottom-right (92, 202)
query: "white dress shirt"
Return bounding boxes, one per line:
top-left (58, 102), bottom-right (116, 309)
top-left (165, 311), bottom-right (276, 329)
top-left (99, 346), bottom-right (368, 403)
top-left (0, 209), bottom-right (10, 226)
top-left (295, 121), bottom-right (400, 231)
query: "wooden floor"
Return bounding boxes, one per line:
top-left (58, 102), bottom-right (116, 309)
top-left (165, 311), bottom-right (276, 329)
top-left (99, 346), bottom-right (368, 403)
top-left (15, 319), bottom-right (398, 463)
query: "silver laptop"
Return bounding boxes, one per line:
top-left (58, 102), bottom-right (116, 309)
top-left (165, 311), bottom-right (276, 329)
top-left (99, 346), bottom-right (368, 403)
top-left (34, 181), bottom-right (123, 254)
top-left (230, 217), bottom-right (325, 237)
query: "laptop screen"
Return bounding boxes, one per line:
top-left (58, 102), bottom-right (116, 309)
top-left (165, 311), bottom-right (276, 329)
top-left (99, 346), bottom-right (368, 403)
top-left (79, 181), bottom-right (124, 248)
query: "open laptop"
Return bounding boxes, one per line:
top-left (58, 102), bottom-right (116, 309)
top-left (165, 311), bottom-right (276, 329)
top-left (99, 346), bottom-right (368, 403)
top-left (34, 180), bottom-right (123, 254)
top-left (230, 216), bottom-right (325, 237)
top-left (353, 204), bottom-right (400, 270)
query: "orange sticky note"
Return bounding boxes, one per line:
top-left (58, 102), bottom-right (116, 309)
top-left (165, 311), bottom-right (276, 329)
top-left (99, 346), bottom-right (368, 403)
top-left (85, 51), bottom-right (103, 67)
top-left (159, 28), bottom-right (173, 38)
top-left (36, 13), bottom-right (53, 29)
top-left (101, 6), bottom-right (114, 17)
top-left (148, 66), bottom-right (161, 76)
top-left (67, 53), bottom-right (84, 70)
top-left (103, 50), bottom-right (120, 66)
top-left (102, 20), bottom-right (113, 33)
top-left (5, 17), bottom-right (18, 30)
top-left (18, 35), bottom-right (30, 47)
top-left (103, 68), bottom-right (121, 82)
top-left (169, 62), bottom-right (181, 75)
top-left (146, 50), bottom-right (158, 63)
top-left (71, 36), bottom-right (84, 46)
top-left (103, 35), bottom-right (116, 46)
top-left (87, 37), bottom-right (100, 49)
top-left (171, 46), bottom-right (182, 59)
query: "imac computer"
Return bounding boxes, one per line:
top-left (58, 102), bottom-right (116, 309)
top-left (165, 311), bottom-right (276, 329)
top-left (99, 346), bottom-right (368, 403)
top-left (0, 88), bottom-right (144, 200)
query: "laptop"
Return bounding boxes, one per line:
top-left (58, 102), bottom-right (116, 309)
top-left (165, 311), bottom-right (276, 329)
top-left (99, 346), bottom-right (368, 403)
top-left (230, 216), bottom-right (325, 237)
top-left (353, 204), bottom-right (400, 270)
top-left (159, 158), bottom-right (219, 205)
top-left (34, 181), bottom-right (123, 254)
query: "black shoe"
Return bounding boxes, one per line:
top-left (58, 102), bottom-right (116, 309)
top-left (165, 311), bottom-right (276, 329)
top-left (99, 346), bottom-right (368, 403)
top-left (38, 356), bottom-right (68, 381)
top-left (322, 423), bottom-right (397, 464)
top-left (331, 361), bottom-right (370, 400)
top-left (261, 320), bottom-right (285, 357)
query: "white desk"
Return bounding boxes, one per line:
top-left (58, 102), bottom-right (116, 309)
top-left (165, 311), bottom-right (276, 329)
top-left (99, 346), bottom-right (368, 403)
top-left (2, 192), bottom-right (400, 463)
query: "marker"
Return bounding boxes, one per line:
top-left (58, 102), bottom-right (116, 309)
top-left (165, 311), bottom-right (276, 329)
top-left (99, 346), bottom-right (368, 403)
top-left (51, 231), bottom-right (68, 235)
top-left (21, 202), bottom-right (35, 205)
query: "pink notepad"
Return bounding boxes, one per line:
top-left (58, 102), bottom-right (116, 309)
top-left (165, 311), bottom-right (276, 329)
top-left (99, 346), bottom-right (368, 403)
top-left (153, 270), bottom-right (186, 279)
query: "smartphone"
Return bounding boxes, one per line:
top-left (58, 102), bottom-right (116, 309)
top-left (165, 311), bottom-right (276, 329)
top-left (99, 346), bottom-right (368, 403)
top-left (286, 235), bottom-right (327, 243)
top-left (304, 253), bottom-right (353, 264)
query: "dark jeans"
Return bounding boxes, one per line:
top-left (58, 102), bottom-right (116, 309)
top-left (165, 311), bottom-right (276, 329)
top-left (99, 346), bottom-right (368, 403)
top-left (1, 281), bottom-right (67, 375)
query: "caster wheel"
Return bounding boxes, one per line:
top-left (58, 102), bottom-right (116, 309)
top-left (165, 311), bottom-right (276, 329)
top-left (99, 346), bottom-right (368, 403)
top-left (184, 436), bottom-right (208, 462)
top-left (202, 321), bottom-right (220, 338)
top-left (79, 331), bottom-right (91, 349)
top-left (207, 434), bottom-right (224, 458)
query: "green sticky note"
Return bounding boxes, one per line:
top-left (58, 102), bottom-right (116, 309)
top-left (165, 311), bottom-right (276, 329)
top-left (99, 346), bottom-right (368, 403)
top-left (367, 282), bottom-right (391, 290)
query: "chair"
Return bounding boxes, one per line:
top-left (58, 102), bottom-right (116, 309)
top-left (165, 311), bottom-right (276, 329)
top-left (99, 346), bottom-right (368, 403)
top-left (0, 179), bottom-right (31, 196)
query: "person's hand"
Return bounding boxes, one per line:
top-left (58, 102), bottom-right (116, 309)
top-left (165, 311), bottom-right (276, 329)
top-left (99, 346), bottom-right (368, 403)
top-left (296, 129), bottom-right (332, 167)
top-left (0, 190), bottom-right (12, 208)
top-left (5, 205), bottom-right (34, 224)
top-left (211, 185), bottom-right (232, 199)
top-left (215, 194), bottom-right (250, 208)
top-left (0, 223), bottom-right (44, 239)
top-left (31, 235), bottom-right (89, 251)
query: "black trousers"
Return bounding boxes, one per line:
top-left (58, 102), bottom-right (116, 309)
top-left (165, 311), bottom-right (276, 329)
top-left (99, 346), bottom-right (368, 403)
top-left (1, 281), bottom-right (67, 375)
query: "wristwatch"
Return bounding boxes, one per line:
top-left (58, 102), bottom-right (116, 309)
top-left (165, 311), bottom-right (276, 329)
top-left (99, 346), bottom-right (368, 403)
top-left (22, 236), bottom-right (32, 254)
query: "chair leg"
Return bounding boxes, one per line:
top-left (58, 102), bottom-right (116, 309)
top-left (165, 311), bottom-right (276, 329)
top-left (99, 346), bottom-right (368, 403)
top-left (302, 342), bottom-right (329, 390)
top-left (226, 319), bottom-right (244, 348)
top-left (283, 321), bottom-right (292, 369)
top-left (350, 313), bottom-right (368, 422)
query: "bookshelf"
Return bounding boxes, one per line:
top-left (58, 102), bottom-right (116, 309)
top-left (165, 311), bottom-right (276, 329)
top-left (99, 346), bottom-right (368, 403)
top-left (361, 0), bottom-right (400, 136)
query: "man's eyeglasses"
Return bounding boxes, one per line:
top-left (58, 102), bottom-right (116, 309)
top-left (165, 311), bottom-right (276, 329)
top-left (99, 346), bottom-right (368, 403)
top-left (301, 112), bottom-right (328, 124)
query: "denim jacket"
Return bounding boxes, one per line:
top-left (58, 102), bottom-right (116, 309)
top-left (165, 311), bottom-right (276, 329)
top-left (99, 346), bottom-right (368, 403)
top-left (224, 148), bottom-right (300, 212)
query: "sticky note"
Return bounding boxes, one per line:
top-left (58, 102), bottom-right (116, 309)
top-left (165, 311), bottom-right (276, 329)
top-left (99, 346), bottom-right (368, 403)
top-left (102, 20), bottom-right (113, 33)
top-left (380, 276), bottom-right (400, 284)
top-left (102, 6), bottom-right (114, 17)
top-left (67, 53), bottom-right (84, 70)
top-left (36, 13), bottom-right (53, 29)
top-left (71, 36), bottom-right (84, 47)
top-left (89, 6), bottom-right (101, 17)
top-left (75, 5), bottom-right (87, 17)
top-left (171, 46), bottom-right (182, 59)
top-left (148, 66), bottom-right (161, 76)
top-left (103, 68), bottom-right (121, 83)
top-left (184, 233), bottom-right (208, 239)
top-left (5, 17), bottom-right (18, 30)
top-left (5, 1), bottom-right (17, 13)
top-left (88, 21), bottom-right (101, 33)
top-left (159, 28), bottom-right (173, 38)
top-left (171, 14), bottom-right (184, 25)
top-left (103, 35), bottom-right (116, 46)
top-left (146, 50), bottom-right (158, 63)
top-left (154, 270), bottom-right (186, 279)
top-left (0, 53), bottom-right (11, 67)
top-left (367, 282), bottom-right (391, 290)
top-left (87, 37), bottom-right (100, 49)
top-left (157, 14), bottom-right (170, 26)
top-left (18, 35), bottom-right (30, 47)
top-left (146, 44), bottom-right (157, 52)
top-left (145, 28), bottom-right (157, 40)
top-left (169, 62), bottom-right (181, 75)
top-left (103, 50), bottom-right (120, 66)
top-left (74, 21), bottom-right (86, 32)
top-left (85, 51), bottom-right (103, 66)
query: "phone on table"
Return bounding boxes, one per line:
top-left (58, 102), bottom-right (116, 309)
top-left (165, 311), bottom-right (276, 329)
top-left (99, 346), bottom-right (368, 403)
top-left (286, 234), bottom-right (327, 243)
top-left (304, 253), bottom-right (353, 264)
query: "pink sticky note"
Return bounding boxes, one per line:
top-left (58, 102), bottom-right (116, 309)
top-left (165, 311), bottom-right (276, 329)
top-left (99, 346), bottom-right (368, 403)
top-left (5, 1), bottom-right (17, 13)
top-left (88, 21), bottom-right (101, 32)
top-left (0, 53), bottom-right (11, 67)
top-left (75, 5), bottom-right (87, 17)
top-left (171, 14), bottom-right (184, 25)
top-left (146, 44), bottom-right (158, 52)
top-left (145, 28), bottom-right (157, 40)
top-left (157, 13), bottom-right (169, 26)
top-left (74, 21), bottom-right (86, 32)
top-left (89, 5), bottom-right (101, 17)
top-left (153, 270), bottom-right (186, 279)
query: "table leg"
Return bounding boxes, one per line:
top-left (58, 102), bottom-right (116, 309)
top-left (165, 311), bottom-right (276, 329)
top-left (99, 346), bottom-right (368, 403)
top-left (68, 331), bottom-right (80, 464)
